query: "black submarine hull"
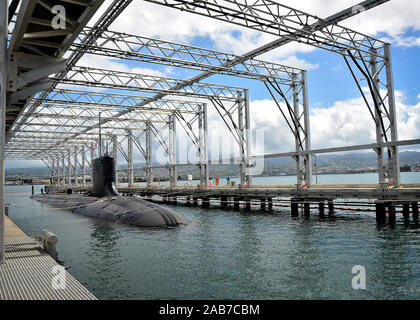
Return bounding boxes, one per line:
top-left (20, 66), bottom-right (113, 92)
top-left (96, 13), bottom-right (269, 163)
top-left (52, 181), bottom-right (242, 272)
top-left (31, 194), bottom-right (189, 228)
top-left (32, 156), bottom-right (189, 228)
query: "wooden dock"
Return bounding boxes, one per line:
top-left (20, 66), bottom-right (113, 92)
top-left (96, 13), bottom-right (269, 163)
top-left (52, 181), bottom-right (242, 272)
top-left (0, 216), bottom-right (96, 300)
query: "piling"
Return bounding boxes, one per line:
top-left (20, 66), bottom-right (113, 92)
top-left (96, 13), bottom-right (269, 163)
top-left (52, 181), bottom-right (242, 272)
top-left (202, 197), bottom-right (210, 208)
top-left (221, 195), bottom-right (228, 208)
top-left (411, 202), bottom-right (419, 221)
top-left (31, 185), bottom-right (34, 195)
top-left (402, 203), bottom-right (410, 221)
top-left (186, 196), bottom-right (191, 205)
top-left (328, 200), bottom-right (334, 216)
top-left (234, 197), bottom-right (240, 210)
top-left (376, 202), bottom-right (386, 224)
top-left (319, 202), bottom-right (325, 217)
top-left (260, 199), bottom-right (266, 210)
top-left (245, 199), bottom-right (251, 211)
top-left (291, 199), bottom-right (299, 217)
top-left (193, 197), bottom-right (198, 206)
top-left (268, 198), bottom-right (273, 210)
top-left (388, 203), bottom-right (396, 225)
top-left (304, 202), bottom-right (310, 217)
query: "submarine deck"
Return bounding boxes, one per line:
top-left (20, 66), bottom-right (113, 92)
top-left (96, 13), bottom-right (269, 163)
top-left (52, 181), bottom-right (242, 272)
top-left (0, 216), bottom-right (96, 300)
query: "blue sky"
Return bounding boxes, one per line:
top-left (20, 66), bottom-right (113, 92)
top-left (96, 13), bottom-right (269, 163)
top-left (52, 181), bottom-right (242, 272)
top-left (6, 0), bottom-right (420, 169)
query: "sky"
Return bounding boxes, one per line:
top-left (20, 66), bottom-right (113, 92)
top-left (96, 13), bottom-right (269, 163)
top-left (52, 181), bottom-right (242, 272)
top-left (6, 0), bottom-right (420, 169)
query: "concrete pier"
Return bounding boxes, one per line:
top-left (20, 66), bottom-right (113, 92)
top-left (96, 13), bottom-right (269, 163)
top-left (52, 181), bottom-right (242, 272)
top-left (0, 216), bottom-right (96, 300)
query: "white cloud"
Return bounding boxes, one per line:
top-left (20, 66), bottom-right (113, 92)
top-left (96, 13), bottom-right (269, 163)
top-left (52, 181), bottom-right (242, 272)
top-left (248, 91), bottom-right (420, 154)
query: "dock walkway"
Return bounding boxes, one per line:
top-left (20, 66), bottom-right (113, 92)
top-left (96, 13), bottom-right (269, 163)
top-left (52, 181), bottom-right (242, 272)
top-left (0, 216), bottom-right (96, 300)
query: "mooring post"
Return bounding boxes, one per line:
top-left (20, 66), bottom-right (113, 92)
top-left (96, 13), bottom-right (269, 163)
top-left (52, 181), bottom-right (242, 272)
top-left (291, 199), bottom-right (299, 217)
top-left (328, 200), bottom-right (334, 216)
top-left (412, 202), bottom-right (419, 221)
top-left (376, 202), bottom-right (386, 224)
top-left (234, 197), bottom-right (240, 210)
top-left (32, 185), bottom-right (34, 195)
top-left (319, 201), bottom-right (325, 217)
top-left (402, 203), bottom-right (410, 221)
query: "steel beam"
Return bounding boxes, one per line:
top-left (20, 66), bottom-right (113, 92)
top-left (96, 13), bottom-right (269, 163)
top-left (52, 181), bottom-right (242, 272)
top-left (0, 0), bottom-right (7, 265)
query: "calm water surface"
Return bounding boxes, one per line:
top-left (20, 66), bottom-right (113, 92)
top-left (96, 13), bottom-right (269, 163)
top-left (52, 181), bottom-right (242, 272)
top-left (5, 172), bottom-right (420, 300)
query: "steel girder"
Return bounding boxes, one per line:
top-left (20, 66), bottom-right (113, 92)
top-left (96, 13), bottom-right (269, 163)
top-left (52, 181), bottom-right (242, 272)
top-left (143, 0), bottom-right (388, 59)
top-left (73, 27), bottom-right (302, 85)
top-left (55, 66), bottom-right (244, 101)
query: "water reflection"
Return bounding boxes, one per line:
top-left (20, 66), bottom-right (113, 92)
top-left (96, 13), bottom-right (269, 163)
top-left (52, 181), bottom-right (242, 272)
top-left (284, 218), bottom-right (328, 299)
top-left (371, 226), bottom-right (416, 299)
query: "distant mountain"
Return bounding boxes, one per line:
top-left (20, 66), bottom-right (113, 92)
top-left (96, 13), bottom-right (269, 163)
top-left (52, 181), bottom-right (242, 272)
top-left (5, 151), bottom-right (420, 179)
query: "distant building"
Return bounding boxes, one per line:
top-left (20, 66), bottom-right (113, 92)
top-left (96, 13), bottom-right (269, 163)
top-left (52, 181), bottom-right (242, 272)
top-left (411, 163), bottom-right (420, 172)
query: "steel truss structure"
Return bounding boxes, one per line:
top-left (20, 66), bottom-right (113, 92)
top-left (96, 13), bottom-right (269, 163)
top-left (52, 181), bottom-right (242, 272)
top-left (142, 0), bottom-right (401, 187)
top-left (2, 0), bottom-right (414, 264)
top-left (2, 0), bottom-right (410, 193)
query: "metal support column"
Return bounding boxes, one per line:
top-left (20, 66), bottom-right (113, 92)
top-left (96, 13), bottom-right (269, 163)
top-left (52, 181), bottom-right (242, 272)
top-left (74, 147), bottom-right (78, 186)
top-left (67, 150), bottom-right (72, 186)
top-left (244, 89), bottom-right (252, 188)
top-left (81, 146), bottom-right (86, 186)
top-left (371, 50), bottom-right (386, 185)
top-left (0, 0), bottom-right (7, 264)
top-left (169, 115), bottom-right (177, 187)
top-left (61, 155), bottom-right (66, 185)
top-left (292, 74), bottom-right (302, 186)
top-left (127, 130), bottom-right (134, 187)
top-left (302, 71), bottom-right (312, 187)
top-left (90, 144), bottom-right (95, 179)
top-left (238, 92), bottom-right (246, 188)
top-left (146, 123), bottom-right (152, 187)
top-left (51, 158), bottom-right (55, 186)
top-left (199, 103), bottom-right (209, 188)
top-left (111, 136), bottom-right (118, 186)
top-left (384, 44), bottom-right (400, 187)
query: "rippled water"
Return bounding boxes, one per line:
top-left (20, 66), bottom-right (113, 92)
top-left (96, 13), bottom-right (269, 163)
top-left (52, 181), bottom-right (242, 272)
top-left (5, 173), bottom-right (420, 300)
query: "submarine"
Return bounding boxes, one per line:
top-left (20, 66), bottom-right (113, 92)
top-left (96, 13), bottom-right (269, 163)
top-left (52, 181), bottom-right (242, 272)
top-left (31, 155), bottom-right (189, 228)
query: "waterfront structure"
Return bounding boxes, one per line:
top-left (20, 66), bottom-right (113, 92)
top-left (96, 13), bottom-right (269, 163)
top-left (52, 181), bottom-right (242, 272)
top-left (1, 0), bottom-right (420, 268)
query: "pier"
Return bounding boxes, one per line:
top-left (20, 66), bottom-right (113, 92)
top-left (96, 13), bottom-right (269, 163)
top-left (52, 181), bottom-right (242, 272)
top-left (0, 215), bottom-right (96, 300)
top-left (47, 182), bottom-right (420, 224)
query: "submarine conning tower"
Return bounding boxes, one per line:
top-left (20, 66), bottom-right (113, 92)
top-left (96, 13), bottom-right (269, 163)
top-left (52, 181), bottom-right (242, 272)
top-left (91, 156), bottom-right (120, 197)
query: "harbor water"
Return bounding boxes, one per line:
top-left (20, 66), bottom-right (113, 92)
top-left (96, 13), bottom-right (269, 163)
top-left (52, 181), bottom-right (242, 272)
top-left (5, 172), bottom-right (420, 300)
